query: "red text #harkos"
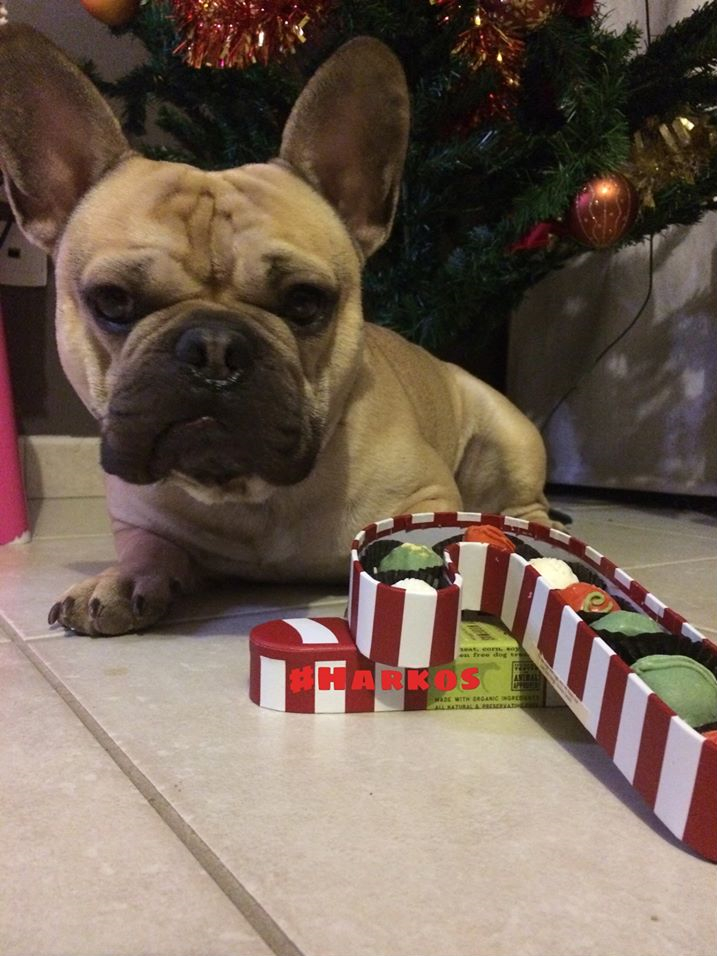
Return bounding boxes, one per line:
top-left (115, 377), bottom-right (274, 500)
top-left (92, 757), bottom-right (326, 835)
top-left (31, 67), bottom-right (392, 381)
top-left (288, 666), bottom-right (480, 694)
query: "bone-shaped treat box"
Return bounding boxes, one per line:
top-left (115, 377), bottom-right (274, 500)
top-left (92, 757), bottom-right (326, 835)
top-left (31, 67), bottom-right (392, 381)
top-left (249, 512), bottom-right (717, 862)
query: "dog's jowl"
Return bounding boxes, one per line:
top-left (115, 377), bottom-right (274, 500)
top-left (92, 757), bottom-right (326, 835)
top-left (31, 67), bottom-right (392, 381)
top-left (0, 24), bottom-right (554, 635)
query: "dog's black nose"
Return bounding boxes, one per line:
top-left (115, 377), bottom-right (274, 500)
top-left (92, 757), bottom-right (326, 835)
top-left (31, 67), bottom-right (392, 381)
top-left (174, 325), bottom-right (253, 387)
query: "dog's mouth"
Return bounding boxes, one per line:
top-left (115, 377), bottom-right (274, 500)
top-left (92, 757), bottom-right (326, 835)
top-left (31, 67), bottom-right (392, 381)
top-left (101, 409), bottom-right (321, 488)
top-left (152, 413), bottom-right (318, 486)
top-left (151, 415), bottom-right (248, 485)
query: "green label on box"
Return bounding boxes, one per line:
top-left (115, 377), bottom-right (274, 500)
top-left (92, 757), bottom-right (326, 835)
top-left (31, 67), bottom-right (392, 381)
top-left (427, 617), bottom-right (545, 710)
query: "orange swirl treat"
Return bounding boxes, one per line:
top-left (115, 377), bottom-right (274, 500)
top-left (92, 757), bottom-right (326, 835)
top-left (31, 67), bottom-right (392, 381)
top-left (559, 582), bottom-right (619, 614)
top-left (463, 525), bottom-right (516, 552)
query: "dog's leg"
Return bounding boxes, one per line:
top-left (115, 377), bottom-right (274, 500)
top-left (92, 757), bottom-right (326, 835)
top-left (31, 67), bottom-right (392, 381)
top-left (362, 440), bottom-right (464, 521)
top-left (456, 430), bottom-right (556, 526)
top-left (49, 524), bottom-right (197, 636)
top-left (392, 483), bottom-right (463, 518)
top-left (451, 367), bottom-right (556, 527)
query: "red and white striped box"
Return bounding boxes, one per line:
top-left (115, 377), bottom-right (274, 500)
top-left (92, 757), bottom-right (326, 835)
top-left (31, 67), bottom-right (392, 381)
top-left (440, 512), bottom-right (717, 863)
top-left (347, 514), bottom-right (462, 668)
top-left (249, 617), bottom-right (432, 713)
top-left (248, 511), bottom-right (717, 862)
top-left (250, 618), bottom-right (360, 713)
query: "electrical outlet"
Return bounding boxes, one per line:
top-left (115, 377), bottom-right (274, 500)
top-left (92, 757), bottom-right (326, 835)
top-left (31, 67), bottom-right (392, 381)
top-left (0, 219), bottom-right (47, 287)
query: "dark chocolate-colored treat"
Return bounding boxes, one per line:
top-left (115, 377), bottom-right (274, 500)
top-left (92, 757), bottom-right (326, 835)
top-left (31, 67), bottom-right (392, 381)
top-left (613, 594), bottom-right (637, 612)
top-left (599, 631), bottom-right (717, 679)
top-left (580, 610), bottom-right (611, 626)
top-left (566, 562), bottom-right (609, 588)
top-left (433, 534), bottom-right (464, 556)
top-left (508, 537), bottom-right (543, 561)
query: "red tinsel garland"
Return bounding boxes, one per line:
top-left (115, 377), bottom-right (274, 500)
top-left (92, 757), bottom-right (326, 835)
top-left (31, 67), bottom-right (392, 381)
top-left (167, 0), bottom-right (596, 74)
top-left (431, 0), bottom-right (573, 127)
top-left (169, 0), bottom-right (327, 68)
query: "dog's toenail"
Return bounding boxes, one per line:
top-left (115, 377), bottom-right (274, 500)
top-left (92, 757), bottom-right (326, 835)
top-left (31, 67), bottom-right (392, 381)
top-left (89, 598), bottom-right (101, 619)
top-left (132, 594), bottom-right (146, 616)
top-left (48, 602), bottom-right (61, 625)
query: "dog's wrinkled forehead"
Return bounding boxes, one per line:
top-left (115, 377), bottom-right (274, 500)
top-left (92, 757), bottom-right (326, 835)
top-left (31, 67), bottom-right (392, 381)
top-left (63, 156), bottom-right (360, 298)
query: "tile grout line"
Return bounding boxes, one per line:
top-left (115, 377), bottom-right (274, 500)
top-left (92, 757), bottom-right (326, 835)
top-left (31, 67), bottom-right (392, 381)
top-left (622, 555), bottom-right (717, 572)
top-left (619, 528), bottom-right (717, 544)
top-left (0, 609), bottom-right (23, 642)
top-left (567, 520), bottom-right (717, 543)
top-left (23, 532), bottom-right (114, 542)
top-left (7, 631), bottom-right (305, 956)
top-left (568, 512), bottom-right (717, 532)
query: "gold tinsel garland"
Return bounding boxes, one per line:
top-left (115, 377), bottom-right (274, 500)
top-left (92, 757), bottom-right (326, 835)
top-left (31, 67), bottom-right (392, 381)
top-left (627, 112), bottom-right (717, 209)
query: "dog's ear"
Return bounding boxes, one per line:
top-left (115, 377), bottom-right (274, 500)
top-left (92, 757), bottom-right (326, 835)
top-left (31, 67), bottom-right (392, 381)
top-left (280, 37), bottom-right (409, 260)
top-left (0, 24), bottom-right (130, 254)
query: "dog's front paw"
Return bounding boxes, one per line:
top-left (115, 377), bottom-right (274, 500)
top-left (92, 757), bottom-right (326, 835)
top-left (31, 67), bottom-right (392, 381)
top-left (48, 568), bottom-right (182, 637)
top-left (502, 500), bottom-right (567, 530)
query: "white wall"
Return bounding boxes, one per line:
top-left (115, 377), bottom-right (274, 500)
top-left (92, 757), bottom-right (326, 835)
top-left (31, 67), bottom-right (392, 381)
top-left (6, 0), bottom-right (144, 77)
top-left (508, 1), bottom-right (717, 495)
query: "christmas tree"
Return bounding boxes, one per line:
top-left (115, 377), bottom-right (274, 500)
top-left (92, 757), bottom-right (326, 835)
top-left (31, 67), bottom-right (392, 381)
top-left (88, 0), bottom-right (717, 353)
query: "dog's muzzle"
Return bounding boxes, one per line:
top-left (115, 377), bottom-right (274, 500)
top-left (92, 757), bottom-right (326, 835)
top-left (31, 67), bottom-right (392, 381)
top-left (99, 308), bottom-right (322, 488)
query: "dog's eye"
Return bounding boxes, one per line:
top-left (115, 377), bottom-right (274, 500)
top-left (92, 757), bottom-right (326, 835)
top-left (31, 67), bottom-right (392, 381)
top-left (86, 284), bottom-right (136, 332)
top-left (281, 284), bottom-right (332, 328)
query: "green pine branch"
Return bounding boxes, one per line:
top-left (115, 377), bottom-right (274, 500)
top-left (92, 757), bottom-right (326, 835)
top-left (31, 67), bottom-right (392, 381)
top-left (85, 0), bottom-right (717, 350)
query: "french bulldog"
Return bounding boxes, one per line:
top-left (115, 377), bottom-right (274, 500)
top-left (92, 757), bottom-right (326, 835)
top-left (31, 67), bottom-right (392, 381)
top-left (0, 24), bottom-right (555, 636)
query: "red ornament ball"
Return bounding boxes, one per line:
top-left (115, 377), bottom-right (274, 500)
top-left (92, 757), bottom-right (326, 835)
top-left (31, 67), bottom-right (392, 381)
top-left (566, 172), bottom-right (639, 248)
top-left (80, 0), bottom-right (139, 27)
top-left (482, 0), bottom-right (566, 32)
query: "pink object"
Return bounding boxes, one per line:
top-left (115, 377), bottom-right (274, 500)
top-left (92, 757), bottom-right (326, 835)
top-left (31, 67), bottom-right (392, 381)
top-left (0, 305), bottom-right (29, 544)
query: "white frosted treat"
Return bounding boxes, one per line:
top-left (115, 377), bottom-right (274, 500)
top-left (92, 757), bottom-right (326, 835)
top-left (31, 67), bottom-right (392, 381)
top-left (392, 578), bottom-right (437, 594)
top-left (528, 557), bottom-right (579, 589)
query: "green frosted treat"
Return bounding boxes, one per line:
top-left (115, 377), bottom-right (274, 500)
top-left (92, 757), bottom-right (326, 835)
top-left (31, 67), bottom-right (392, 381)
top-left (592, 610), bottom-right (664, 637)
top-left (631, 655), bottom-right (717, 728)
top-left (378, 542), bottom-right (443, 573)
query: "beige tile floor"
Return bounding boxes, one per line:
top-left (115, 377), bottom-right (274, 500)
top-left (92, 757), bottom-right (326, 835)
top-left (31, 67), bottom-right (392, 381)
top-left (1, 493), bottom-right (716, 956)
